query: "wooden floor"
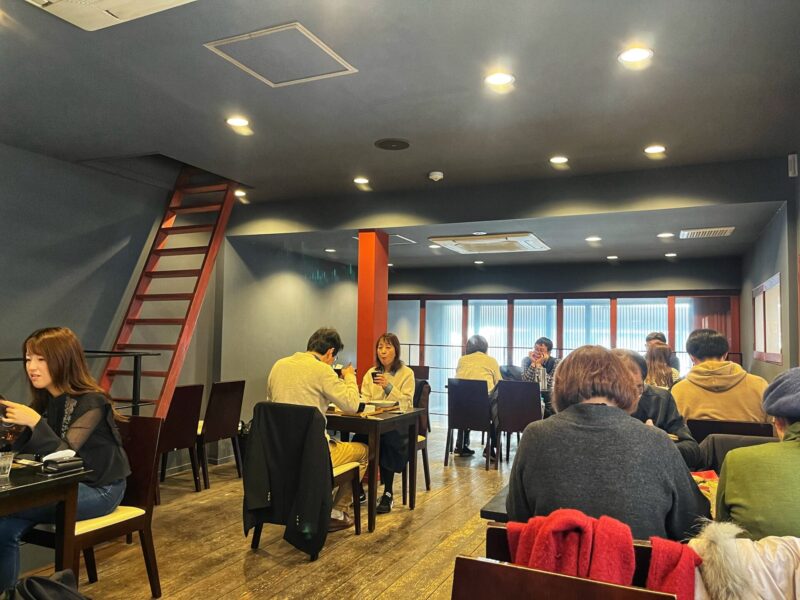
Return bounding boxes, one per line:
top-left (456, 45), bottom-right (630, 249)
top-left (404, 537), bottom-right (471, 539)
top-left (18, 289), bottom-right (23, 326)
top-left (29, 416), bottom-right (512, 599)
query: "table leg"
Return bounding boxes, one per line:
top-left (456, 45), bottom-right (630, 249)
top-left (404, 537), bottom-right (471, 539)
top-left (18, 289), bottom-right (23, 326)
top-left (54, 484), bottom-right (78, 573)
top-left (368, 427), bottom-right (380, 532)
top-left (408, 420), bottom-right (418, 510)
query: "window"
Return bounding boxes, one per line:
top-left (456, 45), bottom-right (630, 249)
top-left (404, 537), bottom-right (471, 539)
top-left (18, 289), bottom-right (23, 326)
top-left (424, 300), bottom-right (462, 413)
top-left (512, 299), bottom-right (557, 365)
top-left (752, 274), bottom-right (781, 364)
top-left (387, 300), bottom-right (420, 365)
top-left (616, 298), bottom-right (667, 352)
top-left (467, 300), bottom-right (507, 365)
top-left (563, 299), bottom-right (610, 353)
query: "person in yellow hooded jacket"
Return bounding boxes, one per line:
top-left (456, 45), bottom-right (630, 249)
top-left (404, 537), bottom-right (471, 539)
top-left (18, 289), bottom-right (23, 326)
top-left (672, 329), bottom-right (768, 422)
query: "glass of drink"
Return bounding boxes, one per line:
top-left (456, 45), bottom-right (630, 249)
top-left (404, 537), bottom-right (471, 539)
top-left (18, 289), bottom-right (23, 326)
top-left (0, 452), bottom-right (14, 480)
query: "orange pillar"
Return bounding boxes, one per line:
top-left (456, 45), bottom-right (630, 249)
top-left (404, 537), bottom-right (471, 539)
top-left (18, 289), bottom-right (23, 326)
top-left (357, 230), bottom-right (389, 386)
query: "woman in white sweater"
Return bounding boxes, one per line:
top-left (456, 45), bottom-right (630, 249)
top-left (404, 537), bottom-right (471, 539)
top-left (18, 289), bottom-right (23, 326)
top-left (358, 333), bottom-right (415, 514)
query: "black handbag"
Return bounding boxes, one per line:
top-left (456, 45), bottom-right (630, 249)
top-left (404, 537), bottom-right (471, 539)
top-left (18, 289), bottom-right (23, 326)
top-left (14, 569), bottom-right (90, 600)
top-left (41, 457), bottom-right (84, 474)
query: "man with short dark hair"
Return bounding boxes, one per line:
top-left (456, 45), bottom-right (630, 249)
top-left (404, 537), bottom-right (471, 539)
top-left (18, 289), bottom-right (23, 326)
top-left (672, 329), bottom-right (768, 422)
top-left (645, 331), bottom-right (681, 371)
top-left (522, 337), bottom-right (560, 417)
top-left (267, 327), bottom-right (368, 531)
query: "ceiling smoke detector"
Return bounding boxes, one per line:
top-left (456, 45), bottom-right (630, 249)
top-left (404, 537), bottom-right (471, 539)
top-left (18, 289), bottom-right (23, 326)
top-left (428, 171), bottom-right (444, 182)
top-left (428, 232), bottom-right (550, 254)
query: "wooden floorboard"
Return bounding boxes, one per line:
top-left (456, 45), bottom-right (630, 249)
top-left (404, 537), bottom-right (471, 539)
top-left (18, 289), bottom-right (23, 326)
top-left (26, 415), bottom-right (514, 599)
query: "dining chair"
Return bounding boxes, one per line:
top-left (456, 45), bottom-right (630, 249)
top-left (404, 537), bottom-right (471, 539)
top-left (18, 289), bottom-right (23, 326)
top-left (495, 380), bottom-right (541, 462)
top-left (196, 380), bottom-right (245, 489)
top-left (445, 378), bottom-right (494, 470)
top-left (156, 384), bottom-right (204, 504)
top-left (25, 416), bottom-right (163, 597)
top-left (408, 365), bottom-right (430, 380)
top-left (401, 379), bottom-right (432, 504)
top-left (686, 419), bottom-right (774, 444)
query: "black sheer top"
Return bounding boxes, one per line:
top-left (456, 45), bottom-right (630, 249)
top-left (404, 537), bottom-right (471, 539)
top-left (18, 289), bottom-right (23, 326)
top-left (14, 392), bottom-right (131, 487)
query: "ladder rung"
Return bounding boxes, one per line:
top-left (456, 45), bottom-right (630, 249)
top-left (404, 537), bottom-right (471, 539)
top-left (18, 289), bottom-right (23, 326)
top-left (135, 293), bottom-right (194, 301)
top-left (170, 203), bottom-right (223, 215)
top-left (126, 318), bottom-right (185, 325)
top-left (107, 370), bottom-right (168, 377)
top-left (144, 269), bottom-right (201, 279)
top-left (160, 224), bottom-right (215, 235)
top-left (152, 246), bottom-right (208, 256)
top-left (180, 184), bottom-right (228, 194)
top-left (117, 344), bottom-right (177, 351)
top-left (112, 398), bottom-right (157, 405)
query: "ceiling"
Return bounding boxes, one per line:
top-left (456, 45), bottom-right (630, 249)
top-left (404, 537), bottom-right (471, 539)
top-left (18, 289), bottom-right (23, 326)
top-left (1, 0), bottom-right (799, 204)
top-left (241, 202), bottom-right (783, 267)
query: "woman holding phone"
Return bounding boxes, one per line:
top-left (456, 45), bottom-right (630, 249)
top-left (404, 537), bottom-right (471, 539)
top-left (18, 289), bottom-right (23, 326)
top-left (0, 327), bottom-right (130, 593)
top-left (358, 333), bottom-right (415, 514)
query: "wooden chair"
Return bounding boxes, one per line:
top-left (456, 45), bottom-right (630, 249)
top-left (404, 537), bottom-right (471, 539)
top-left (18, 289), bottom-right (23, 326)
top-left (485, 522), bottom-right (654, 589)
top-left (445, 378), bottom-right (494, 470)
top-left (495, 380), bottom-right (541, 462)
top-left (196, 380), bottom-right (245, 489)
top-left (408, 365), bottom-right (430, 380)
top-left (686, 419), bottom-right (774, 444)
top-left (401, 379), bottom-right (432, 504)
top-left (25, 416), bottom-right (163, 597)
top-left (156, 384), bottom-right (204, 504)
top-left (452, 556), bottom-right (675, 599)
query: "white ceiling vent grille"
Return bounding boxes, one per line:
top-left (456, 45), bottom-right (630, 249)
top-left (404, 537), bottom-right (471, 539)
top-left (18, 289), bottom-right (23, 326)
top-left (679, 227), bottom-right (735, 239)
top-left (24, 0), bottom-right (197, 31)
top-left (429, 232), bottom-right (550, 254)
top-left (205, 22), bottom-right (358, 88)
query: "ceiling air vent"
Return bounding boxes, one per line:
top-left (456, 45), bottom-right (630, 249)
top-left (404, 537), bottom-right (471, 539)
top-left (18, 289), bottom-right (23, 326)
top-left (429, 232), bottom-right (550, 254)
top-left (24, 0), bottom-right (197, 31)
top-left (679, 227), bottom-right (735, 239)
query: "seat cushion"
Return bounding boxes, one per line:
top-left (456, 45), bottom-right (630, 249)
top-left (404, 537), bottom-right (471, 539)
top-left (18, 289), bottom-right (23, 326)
top-left (34, 505), bottom-right (145, 536)
top-left (417, 435), bottom-right (426, 443)
top-left (197, 420), bottom-right (204, 436)
top-left (332, 461), bottom-right (360, 477)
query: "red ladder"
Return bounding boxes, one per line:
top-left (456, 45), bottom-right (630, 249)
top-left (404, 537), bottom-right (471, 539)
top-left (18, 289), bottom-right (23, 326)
top-left (100, 170), bottom-right (237, 418)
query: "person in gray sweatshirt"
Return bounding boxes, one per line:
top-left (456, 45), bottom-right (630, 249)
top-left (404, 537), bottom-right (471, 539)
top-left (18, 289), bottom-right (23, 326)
top-left (506, 345), bottom-right (710, 541)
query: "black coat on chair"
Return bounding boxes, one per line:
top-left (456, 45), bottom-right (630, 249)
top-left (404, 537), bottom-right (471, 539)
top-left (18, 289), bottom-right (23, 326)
top-left (242, 402), bottom-right (333, 558)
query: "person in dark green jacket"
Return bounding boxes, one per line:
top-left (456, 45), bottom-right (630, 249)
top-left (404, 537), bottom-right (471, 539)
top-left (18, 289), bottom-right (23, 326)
top-left (716, 367), bottom-right (800, 539)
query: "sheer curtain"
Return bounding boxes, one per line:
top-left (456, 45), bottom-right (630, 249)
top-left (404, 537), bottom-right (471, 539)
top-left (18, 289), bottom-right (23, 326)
top-left (563, 299), bottom-right (611, 355)
top-left (424, 300), bottom-right (462, 414)
top-left (512, 299), bottom-right (557, 364)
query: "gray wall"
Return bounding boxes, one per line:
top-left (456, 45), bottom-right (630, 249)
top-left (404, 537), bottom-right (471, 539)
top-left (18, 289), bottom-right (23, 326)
top-left (0, 142), bottom-right (169, 400)
top-left (219, 239), bottom-right (358, 420)
top-left (740, 203), bottom-right (794, 380)
top-left (388, 257), bottom-right (741, 295)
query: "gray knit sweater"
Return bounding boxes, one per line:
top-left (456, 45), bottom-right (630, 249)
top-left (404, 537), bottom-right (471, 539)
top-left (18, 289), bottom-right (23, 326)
top-left (506, 402), bottom-right (710, 540)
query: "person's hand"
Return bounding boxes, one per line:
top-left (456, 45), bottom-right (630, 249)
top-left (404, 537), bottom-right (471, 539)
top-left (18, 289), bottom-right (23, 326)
top-left (645, 419), bottom-right (655, 427)
top-left (531, 350), bottom-right (543, 367)
top-left (527, 350), bottom-right (536, 361)
top-left (374, 374), bottom-right (389, 389)
top-left (340, 364), bottom-right (355, 379)
top-left (0, 399), bottom-right (41, 429)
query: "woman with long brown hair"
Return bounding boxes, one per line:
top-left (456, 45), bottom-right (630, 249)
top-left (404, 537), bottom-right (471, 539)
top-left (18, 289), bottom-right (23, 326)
top-left (645, 341), bottom-right (681, 389)
top-left (0, 327), bottom-right (130, 593)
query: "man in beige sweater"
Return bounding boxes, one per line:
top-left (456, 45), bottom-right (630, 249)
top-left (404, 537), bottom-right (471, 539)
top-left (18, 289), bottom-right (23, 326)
top-left (672, 329), bottom-right (768, 423)
top-left (267, 327), bottom-right (368, 531)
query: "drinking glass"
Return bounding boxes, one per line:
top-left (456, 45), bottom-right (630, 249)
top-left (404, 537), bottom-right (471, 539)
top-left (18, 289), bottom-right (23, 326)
top-left (0, 452), bottom-right (14, 479)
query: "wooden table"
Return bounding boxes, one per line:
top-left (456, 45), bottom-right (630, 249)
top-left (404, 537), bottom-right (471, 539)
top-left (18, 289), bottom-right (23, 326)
top-left (327, 408), bottom-right (422, 532)
top-left (0, 465), bottom-right (88, 572)
top-left (480, 484), bottom-right (509, 522)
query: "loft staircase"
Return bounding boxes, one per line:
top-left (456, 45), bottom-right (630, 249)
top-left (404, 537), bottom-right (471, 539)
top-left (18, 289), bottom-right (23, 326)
top-left (99, 169), bottom-right (237, 418)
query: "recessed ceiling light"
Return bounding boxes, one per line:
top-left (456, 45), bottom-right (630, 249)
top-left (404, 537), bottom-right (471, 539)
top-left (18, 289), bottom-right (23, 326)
top-left (234, 190), bottom-right (247, 197)
top-left (618, 47), bottom-right (654, 70)
top-left (353, 176), bottom-right (369, 185)
top-left (657, 232), bottom-right (675, 238)
top-left (472, 231), bottom-right (487, 236)
top-left (226, 116), bottom-right (249, 127)
top-left (474, 260), bottom-right (484, 265)
top-left (665, 253), bottom-right (677, 258)
top-left (607, 255), bottom-right (619, 260)
top-left (387, 263), bottom-right (394, 267)
top-left (324, 248), bottom-right (336, 253)
top-left (238, 197), bottom-right (250, 205)
top-left (429, 244), bottom-right (441, 249)
top-left (485, 72), bottom-right (515, 86)
top-left (645, 144), bottom-right (666, 154)
top-left (585, 236), bottom-right (602, 242)
top-left (549, 156), bottom-right (569, 165)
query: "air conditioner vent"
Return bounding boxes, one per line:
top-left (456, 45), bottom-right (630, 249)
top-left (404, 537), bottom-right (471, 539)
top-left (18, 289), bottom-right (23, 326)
top-left (428, 232), bottom-right (550, 254)
top-left (24, 0), bottom-right (197, 30)
top-left (679, 227), bottom-right (735, 239)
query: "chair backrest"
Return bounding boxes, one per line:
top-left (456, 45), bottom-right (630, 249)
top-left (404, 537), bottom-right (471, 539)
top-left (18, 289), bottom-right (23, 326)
top-left (452, 556), bottom-right (674, 599)
top-left (499, 365), bottom-right (523, 381)
top-left (447, 378), bottom-right (491, 430)
top-left (413, 379), bottom-right (431, 435)
top-left (158, 384), bottom-right (204, 451)
top-left (200, 380), bottom-right (246, 443)
top-left (408, 365), bottom-right (430, 380)
top-left (485, 523), bottom-right (654, 589)
top-left (687, 419), bottom-right (774, 443)
top-left (116, 416), bottom-right (162, 510)
top-left (495, 380), bottom-right (542, 432)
